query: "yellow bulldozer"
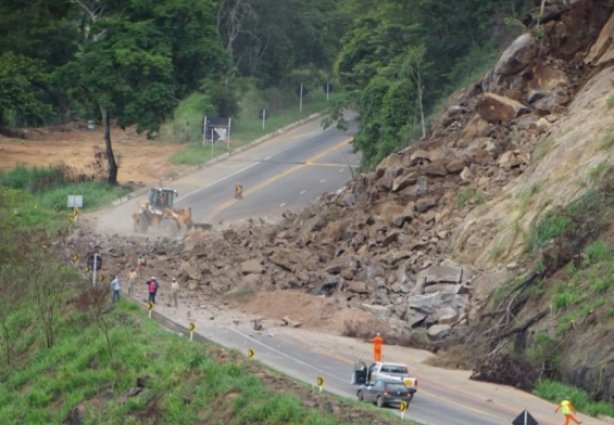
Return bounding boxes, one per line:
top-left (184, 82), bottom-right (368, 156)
top-left (133, 188), bottom-right (192, 238)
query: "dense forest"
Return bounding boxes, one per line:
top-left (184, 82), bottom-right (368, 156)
top-left (0, 0), bottom-right (529, 180)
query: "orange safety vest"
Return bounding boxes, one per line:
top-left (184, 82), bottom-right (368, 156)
top-left (560, 400), bottom-right (573, 415)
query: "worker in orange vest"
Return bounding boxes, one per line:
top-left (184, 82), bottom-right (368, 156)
top-left (554, 397), bottom-right (582, 425)
top-left (372, 333), bottom-right (384, 362)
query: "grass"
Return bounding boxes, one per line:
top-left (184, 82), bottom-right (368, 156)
top-left (0, 165), bottom-right (131, 231)
top-left (606, 95), bottom-right (614, 109)
top-left (0, 299), bottom-right (393, 425)
top-left (171, 88), bottom-right (339, 166)
top-left (526, 208), bottom-right (572, 252)
top-left (551, 284), bottom-right (582, 311)
top-left (490, 243), bottom-right (506, 260)
top-left (531, 137), bottom-right (555, 165)
top-left (456, 187), bottom-right (485, 208)
top-left (600, 134), bottom-right (614, 150)
top-left (534, 380), bottom-right (614, 417)
top-left (517, 184), bottom-right (540, 216)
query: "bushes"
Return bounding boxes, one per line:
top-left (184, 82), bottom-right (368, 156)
top-left (0, 164), bottom-right (75, 192)
top-left (534, 380), bottom-right (614, 417)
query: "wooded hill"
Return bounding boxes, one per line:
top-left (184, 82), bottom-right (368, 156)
top-left (0, 0), bottom-right (527, 182)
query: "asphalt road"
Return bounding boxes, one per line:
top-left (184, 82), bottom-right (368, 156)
top-left (179, 120), bottom-right (360, 224)
top-left (97, 115), bottom-right (360, 233)
top-left (200, 324), bottom-right (503, 425)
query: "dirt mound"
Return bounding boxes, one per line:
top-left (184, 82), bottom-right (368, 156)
top-left (239, 289), bottom-right (392, 334)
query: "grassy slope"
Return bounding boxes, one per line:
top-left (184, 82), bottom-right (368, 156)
top-left (0, 298), bottom-right (412, 425)
top-left (0, 168), bottom-right (412, 425)
top-left (170, 89), bottom-right (338, 166)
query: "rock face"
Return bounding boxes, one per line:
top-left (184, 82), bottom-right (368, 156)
top-left (73, 0), bottom-right (614, 403)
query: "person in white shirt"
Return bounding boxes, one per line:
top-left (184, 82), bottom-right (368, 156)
top-left (171, 277), bottom-right (179, 308)
top-left (111, 275), bottom-right (121, 303)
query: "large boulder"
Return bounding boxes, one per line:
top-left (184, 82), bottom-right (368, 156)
top-left (584, 12), bottom-right (614, 66)
top-left (476, 93), bottom-right (530, 124)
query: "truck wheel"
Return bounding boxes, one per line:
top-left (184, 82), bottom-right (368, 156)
top-left (160, 218), bottom-right (179, 239)
top-left (136, 213), bottom-right (150, 233)
top-left (376, 395), bottom-right (384, 408)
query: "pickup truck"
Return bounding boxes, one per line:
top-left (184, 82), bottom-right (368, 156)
top-left (351, 361), bottom-right (418, 397)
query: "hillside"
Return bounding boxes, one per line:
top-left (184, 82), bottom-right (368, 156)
top-left (57, 0), bottom-right (614, 407)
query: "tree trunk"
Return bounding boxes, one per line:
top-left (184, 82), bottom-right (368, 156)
top-left (100, 105), bottom-right (118, 185)
top-left (416, 69), bottom-right (426, 139)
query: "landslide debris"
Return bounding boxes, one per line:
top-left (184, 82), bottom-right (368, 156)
top-left (74, 0), bottom-right (614, 403)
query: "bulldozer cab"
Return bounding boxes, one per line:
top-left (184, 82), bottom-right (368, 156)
top-left (148, 188), bottom-right (177, 210)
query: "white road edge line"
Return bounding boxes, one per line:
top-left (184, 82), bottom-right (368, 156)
top-left (227, 327), bottom-right (347, 385)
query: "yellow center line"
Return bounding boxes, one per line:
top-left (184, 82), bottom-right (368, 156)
top-left (204, 138), bottom-right (352, 221)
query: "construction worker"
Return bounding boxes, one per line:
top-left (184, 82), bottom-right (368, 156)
top-left (234, 183), bottom-right (243, 199)
top-left (554, 397), bottom-right (582, 425)
top-left (372, 333), bottom-right (384, 362)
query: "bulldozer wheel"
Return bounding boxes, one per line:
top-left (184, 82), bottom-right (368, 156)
top-left (136, 213), bottom-right (150, 233)
top-left (160, 218), bottom-right (180, 239)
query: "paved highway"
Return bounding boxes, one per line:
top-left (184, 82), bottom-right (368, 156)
top-left (97, 115), bottom-right (360, 233)
top-left (147, 294), bottom-right (608, 425)
top-left (200, 324), bottom-right (503, 425)
top-left (180, 121), bottom-right (359, 223)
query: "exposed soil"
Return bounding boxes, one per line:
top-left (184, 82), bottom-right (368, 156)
top-left (0, 122), bottom-right (191, 186)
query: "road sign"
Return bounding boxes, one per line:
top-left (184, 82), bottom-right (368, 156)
top-left (316, 376), bottom-right (324, 387)
top-left (247, 348), bottom-right (255, 359)
top-left (72, 253), bottom-right (80, 264)
top-left (512, 410), bottom-right (538, 425)
top-left (188, 322), bottom-right (196, 332)
top-left (400, 401), bottom-right (408, 412)
top-left (87, 254), bottom-right (102, 271)
top-left (147, 301), bottom-right (154, 311)
top-left (67, 194), bottom-right (83, 208)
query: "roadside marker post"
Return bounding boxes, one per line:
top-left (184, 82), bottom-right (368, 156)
top-left (400, 400), bottom-right (408, 420)
top-left (316, 376), bottom-right (324, 393)
top-left (247, 348), bottom-right (255, 359)
top-left (188, 322), bottom-right (196, 341)
top-left (147, 301), bottom-right (154, 319)
top-left (87, 253), bottom-right (102, 286)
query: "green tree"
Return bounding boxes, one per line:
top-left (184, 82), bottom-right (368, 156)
top-left (0, 0), bottom-right (80, 123)
top-left (61, 0), bottom-right (230, 184)
top-left (217, 0), bottom-right (345, 87)
top-left (0, 52), bottom-right (51, 128)
top-left (332, 0), bottom-right (526, 167)
top-left (64, 14), bottom-right (176, 184)
top-left (155, 0), bottom-right (228, 98)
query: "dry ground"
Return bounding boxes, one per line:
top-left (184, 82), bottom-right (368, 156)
top-left (0, 122), bottom-right (191, 185)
